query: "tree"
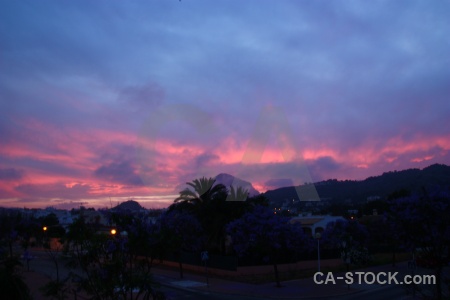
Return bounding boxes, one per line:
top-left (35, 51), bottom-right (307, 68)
top-left (64, 215), bottom-right (163, 299)
top-left (171, 179), bottom-right (271, 255)
top-left (0, 209), bottom-right (21, 257)
top-left (382, 189), bottom-right (413, 267)
top-left (173, 177), bottom-right (255, 254)
top-left (40, 235), bottom-right (67, 300)
top-left (320, 219), bottom-right (370, 266)
top-left (0, 209), bottom-right (32, 299)
top-left (388, 189), bottom-right (450, 299)
top-left (321, 219), bottom-right (369, 249)
top-left (174, 177), bottom-right (226, 206)
top-left (226, 186), bottom-right (249, 202)
top-left (41, 214), bottom-right (65, 240)
top-left (226, 206), bottom-right (309, 287)
top-left (0, 256), bottom-right (32, 300)
top-left (195, 187), bottom-right (268, 254)
top-left (158, 210), bottom-right (204, 278)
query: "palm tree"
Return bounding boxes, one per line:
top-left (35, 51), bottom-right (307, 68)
top-left (174, 177), bottom-right (226, 205)
top-left (226, 186), bottom-right (249, 202)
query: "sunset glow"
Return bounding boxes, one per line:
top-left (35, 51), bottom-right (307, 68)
top-left (1, 1), bottom-right (450, 209)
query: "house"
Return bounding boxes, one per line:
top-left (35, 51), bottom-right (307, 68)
top-left (290, 214), bottom-right (346, 236)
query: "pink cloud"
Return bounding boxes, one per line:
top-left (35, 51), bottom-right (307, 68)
top-left (2, 110), bottom-right (450, 209)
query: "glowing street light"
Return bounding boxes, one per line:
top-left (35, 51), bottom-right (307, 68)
top-left (43, 226), bottom-right (48, 231)
top-left (110, 229), bottom-right (117, 235)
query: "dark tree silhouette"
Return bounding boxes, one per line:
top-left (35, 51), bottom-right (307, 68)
top-left (174, 177), bottom-right (226, 206)
top-left (388, 189), bottom-right (450, 299)
top-left (226, 205), bottom-right (310, 287)
top-left (158, 210), bottom-right (204, 278)
top-left (64, 215), bottom-right (162, 299)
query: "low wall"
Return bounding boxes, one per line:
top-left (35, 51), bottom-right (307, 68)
top-left (156, 258), bottom-right (343, 277)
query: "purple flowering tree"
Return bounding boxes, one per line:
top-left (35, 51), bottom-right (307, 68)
top-left (158, 210), bottom-right (205, 278)
top-left (0, 209), bottom-right (33, 299)
top-left (226, 205), bottom-right (310, 287)
top-left (320, 219), bottom-right (370, 266)
top-left (388, 189), bottom-right (450, 299)
top-left (63, 214), bottom-right (163, 300)
top-left (321, 219), bottom-right (369, 248)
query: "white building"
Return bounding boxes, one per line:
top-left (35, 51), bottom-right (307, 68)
top-left (290, 214), bottom-right (346, 236)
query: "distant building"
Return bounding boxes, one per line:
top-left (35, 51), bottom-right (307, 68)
top-left (54, 210), bottom-right (74, 229)
top-left (367, 195), bottom-right (381, 202)
top-left (290, 215), bottom-right (346, 236)
top-left (79, 209), bottom-right (109, 226)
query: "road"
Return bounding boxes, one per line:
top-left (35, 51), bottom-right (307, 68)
top-left (24, 249), bottom-right (446, 300)
top-left (158, 285), bottom-right (264, 300)
top-left (334, 285), bottom-right (411, 300)
top-left (25, 249), bottom-right (261, 300)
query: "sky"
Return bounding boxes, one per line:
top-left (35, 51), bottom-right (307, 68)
top-left (1, 0), bottom-right (450, 209)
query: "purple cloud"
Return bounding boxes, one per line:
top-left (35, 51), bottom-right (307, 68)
top-left (94, 160), bottom-right (144, 186)
top-left (264, 178), bottom-right (294, 190)
top-left (307, 156), bottom-right (341, 181)
top-left (0, 168), bottom-right (24, 181)
top-left (15, 183), bottom-right (91, 199)
top-left (1, 0), bottom-right (449, 208)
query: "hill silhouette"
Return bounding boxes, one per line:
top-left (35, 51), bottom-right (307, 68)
top-left (215, 173), bottom-right (260, 197)
top-left (113, 200), bottom-right (144, 212)
top-left (263, 163), bottom-right (450, 205)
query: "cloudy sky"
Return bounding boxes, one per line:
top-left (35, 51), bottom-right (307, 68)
top-left (1, 0), bottom-right (450, 209)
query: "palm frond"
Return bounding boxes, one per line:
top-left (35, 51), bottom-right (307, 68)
top-left (174, 177), bottom-right (225, 205)
top-left (227, 186), bottom-right (249, 201)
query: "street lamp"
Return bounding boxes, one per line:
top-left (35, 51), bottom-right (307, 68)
top-left (42, 226), bottom-right (49, 249)
top-left (110, 229), bottom-right (117, 235)
top-left (315, 232), bottom-right (321, 273)
top-left (342, 240), bottom-right (351, 290)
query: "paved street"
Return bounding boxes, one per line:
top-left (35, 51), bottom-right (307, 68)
top-left (159, 285), bottom-right (264, 300)
top-left (20, 249), bottom-right (448, 299)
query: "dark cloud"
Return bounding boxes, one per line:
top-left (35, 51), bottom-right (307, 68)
top-left (195, 152), bottom-right (219, 168)
top-left (230, 161), bottom-right (318, 188)
top-left (0, 168), bottom-right (24, 181)
top-left (13, 197), bottom-right (41, 203)
top-left (14, 157), bottom-right (85, 178)
top-left (96, 144), bottom-right (138, 164)
top-left (94, 160), bottom-right (144, 186)
top-left (307, 156), bottom-right (341, 181)
top-left (119, 83), bottom-right (164, 111)
top-left (13, 197), bottom-right (89, 210)
top-left (15, 183), bottom-right (91, 199)
top-left (1, 0), bottom-right (450, 206)
top-left (0, 189), bottom-right (13, 199)
top-left (386, 146), bottom-right (450, 169)
top-left (232, 157), bottom-right (341, 186)
top-left (51, 200), bottom-right (89, 210)
top-left (264, 178), bottom-right (294, 190)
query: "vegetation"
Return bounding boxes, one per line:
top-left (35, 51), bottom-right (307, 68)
top-left (0, 168), bottom-right (449, 298)
top-left (63, 214), bottom-right (162, 299)
top-left (0, 209), bottom-right (32, 299)
top-left (387, 189), bottom-right (450, 299)
top-left (226, 205), bottom-right (310, 287)
top-left (265, 163), bottom-right (450, 209)
top-left (0, 256), bottom-right (32, 300)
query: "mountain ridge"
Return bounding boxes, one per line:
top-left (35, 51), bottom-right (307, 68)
top-left (263, 163), bottom-right (450, 205)
top-left (113, 199), bottom-right (144, 212)
top-left (214, 173), bottom-right (260, 197)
